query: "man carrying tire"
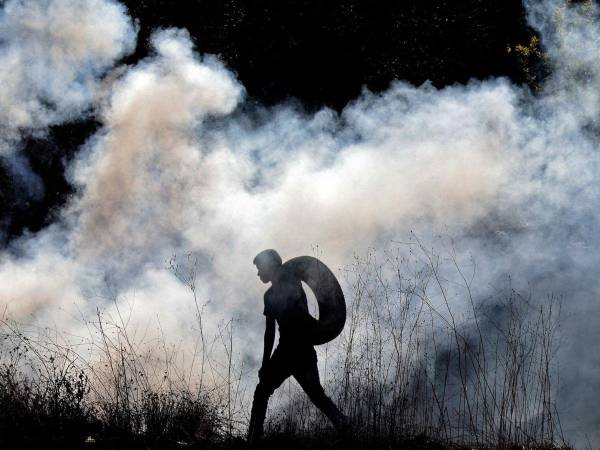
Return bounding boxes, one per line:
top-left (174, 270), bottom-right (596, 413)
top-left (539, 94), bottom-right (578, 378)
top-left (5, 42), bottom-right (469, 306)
top-left (247, 249), bottom-right (347, 444)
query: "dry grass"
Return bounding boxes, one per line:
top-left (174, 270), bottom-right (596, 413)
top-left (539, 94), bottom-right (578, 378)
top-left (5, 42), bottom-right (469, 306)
top-left (0, 240), bottom-right (569, 450)
top-left (268, 238), bottom-right (566, 449)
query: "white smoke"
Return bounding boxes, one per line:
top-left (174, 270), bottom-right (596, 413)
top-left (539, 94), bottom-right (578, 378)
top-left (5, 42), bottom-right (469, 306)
top-left (0, 0), bottom-right (135, 134)
top-left (1, 0), bottom-right (600, 446)
top-left (0, 0), bottom-right (136, 206)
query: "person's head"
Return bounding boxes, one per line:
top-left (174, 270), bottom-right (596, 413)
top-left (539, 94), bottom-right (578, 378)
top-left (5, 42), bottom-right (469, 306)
top-left (253, 249), bottom-right (283, 283)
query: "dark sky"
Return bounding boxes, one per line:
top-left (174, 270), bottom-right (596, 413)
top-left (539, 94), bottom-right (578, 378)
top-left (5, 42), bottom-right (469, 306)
top-left (0, 0), bottom-right (538, 245)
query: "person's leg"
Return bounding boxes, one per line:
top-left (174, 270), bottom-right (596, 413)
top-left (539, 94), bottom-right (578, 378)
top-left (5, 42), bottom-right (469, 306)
top-left (248, 346), bottom-right (291, 444)
top-left (292, 347), bottom-right (347, 430)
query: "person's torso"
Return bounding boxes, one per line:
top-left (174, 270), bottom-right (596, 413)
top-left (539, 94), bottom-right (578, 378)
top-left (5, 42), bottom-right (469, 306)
top-left (264, 272), bottom-right (313, 345)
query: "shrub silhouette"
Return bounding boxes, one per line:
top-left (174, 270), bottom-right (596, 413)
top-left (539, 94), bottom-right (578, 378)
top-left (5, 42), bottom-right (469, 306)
top-left (0, 242), bottom-right (569, 449)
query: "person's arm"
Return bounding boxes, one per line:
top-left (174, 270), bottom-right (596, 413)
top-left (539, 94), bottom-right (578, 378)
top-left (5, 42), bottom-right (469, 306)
top-left (259, 317), bottom-right (276, 377)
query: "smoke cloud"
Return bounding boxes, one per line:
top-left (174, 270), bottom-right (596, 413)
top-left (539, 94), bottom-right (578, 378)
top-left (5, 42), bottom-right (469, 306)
top-left (0, 0), bottom-right (136, 148)
top-left (1, 0), bottom-right (600, 445)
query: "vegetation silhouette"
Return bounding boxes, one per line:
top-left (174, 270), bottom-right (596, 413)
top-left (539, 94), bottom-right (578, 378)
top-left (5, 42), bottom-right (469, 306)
top-left (0, 242), bottom-right (567, 450)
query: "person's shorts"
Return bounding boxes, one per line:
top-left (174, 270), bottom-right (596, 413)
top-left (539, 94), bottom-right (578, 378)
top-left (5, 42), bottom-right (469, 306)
top-left (259, 342), bottom-right (317, 391)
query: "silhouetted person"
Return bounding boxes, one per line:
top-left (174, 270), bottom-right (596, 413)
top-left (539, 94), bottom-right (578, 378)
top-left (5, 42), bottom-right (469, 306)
top-left (247, 249), bottom-right (346, 444)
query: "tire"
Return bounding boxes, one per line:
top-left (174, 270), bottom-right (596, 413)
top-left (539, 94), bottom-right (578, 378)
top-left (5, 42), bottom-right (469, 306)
top-left (282, 256), bottom-right (346, 345)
